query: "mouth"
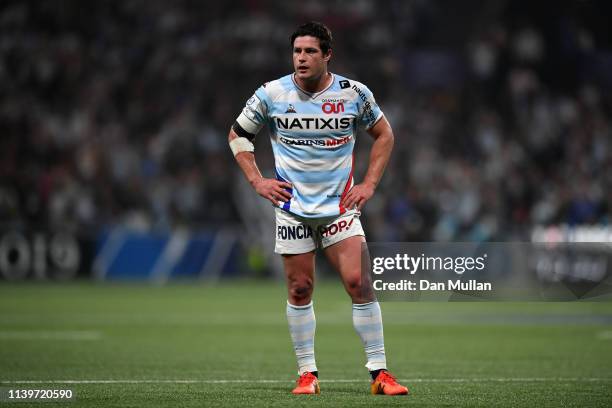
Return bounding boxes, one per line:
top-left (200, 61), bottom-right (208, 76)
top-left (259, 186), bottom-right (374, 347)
top-left (297, 66), bottom-right (308, 73)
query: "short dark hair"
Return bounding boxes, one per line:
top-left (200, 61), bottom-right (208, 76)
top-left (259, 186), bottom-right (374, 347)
top-left (290, 22), bottom-right (333, 55)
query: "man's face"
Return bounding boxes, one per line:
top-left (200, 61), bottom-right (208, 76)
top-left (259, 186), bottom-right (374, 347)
top-left (293, 35), bottom-right (331, 82)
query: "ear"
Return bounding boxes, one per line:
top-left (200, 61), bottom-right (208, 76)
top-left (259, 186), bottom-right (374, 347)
top-left (323, 49), bottom-right (332, 62)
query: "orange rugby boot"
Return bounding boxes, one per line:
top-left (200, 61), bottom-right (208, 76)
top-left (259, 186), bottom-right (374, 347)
top-left (291, 372), bottom-right (320, 395)
top-left (371, 370), bottom-right (409, 395)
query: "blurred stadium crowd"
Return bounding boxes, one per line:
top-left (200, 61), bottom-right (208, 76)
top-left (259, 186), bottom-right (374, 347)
top-left (1, 0), bottom-right (611, 241)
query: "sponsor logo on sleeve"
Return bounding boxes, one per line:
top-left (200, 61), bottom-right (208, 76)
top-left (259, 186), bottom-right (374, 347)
top-left (243, 94), bottom-right (262, 121)
top-left (352, 85), bottom-right (376, 124)
top-left (339, 80), bottom-right (350, 89)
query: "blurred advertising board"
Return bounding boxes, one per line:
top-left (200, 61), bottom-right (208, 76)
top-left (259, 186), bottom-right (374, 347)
top-left (0, 228), bottom-right (240, 282)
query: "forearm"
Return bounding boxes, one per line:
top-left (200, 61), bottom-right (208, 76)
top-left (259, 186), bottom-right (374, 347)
top-left (229, 129), bottom-right (292, 205)
top-left (235, 152), bottom-right (264, 187)
top-left (229, 130), bottom-right (263, 187)
top-left (363, 129), bottom-right (394, 189)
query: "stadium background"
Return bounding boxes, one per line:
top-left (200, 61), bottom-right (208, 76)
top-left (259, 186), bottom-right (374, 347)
top-left (1, 0), bottom-right (611, 279)
top-left (0, 1), bottom-right (611, 406)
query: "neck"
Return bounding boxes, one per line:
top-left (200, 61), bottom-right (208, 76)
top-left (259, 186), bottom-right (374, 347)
top-left (295, 71), bottom-right (331, 93)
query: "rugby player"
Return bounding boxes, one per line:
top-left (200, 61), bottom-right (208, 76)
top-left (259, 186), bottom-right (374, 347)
top-left (228, 21), bottom-right (408, 396)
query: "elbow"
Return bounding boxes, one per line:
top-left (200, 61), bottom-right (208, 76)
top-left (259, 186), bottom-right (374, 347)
top-left (228, 128), bottom-right (237, 143)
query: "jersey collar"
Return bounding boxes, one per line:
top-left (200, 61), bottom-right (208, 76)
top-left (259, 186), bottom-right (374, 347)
top-left (292, 72), bottom-right (335, 99)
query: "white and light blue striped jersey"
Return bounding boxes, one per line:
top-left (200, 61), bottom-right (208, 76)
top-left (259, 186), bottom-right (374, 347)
top-left (235, 73), bottom-right (383, 218)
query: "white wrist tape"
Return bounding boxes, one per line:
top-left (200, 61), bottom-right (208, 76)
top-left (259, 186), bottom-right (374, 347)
top-left (229, 137), bottom-right (255, 156)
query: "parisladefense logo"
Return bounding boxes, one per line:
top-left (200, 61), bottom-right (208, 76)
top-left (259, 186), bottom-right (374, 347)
top-left (279, 135), bottom-right (352, 147)
top-left (243, 95), bottom-right (261, 122)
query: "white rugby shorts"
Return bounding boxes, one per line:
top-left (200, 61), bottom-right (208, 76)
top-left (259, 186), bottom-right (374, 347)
top-left (274, 208), bottom-right (365, 254)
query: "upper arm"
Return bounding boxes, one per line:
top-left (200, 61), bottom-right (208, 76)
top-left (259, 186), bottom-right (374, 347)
top-left (366, 115), bottom-right (394, 142)
top-left (233, 87), bottom-right (270, 140)
top-left (355, 83), bottom-right (384, 130)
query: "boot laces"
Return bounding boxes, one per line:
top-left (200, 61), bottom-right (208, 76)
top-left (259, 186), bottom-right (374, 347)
top-left (297, 372), bottom-right (315, 386)
top-left (379, 370), bottom-right (398, 385)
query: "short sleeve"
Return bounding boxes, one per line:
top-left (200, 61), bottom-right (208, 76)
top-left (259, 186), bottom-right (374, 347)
top-left (356, 84), bottom-right (384, 130)
top-left (235, 87), bottom-right (269, 136)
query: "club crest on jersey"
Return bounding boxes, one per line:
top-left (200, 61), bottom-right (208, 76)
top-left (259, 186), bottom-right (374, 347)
top-left (285, 104), bottom-right (297, 114)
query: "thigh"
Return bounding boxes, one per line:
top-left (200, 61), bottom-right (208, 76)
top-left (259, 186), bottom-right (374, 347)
top-left (323, 235), bottom-right (374, 302)
top-left (318, 209), bottom-right (367, 287)
top-left (283, 251), bottom-right (316, 305)
top-left (283, 251), bottom-right (316, 281)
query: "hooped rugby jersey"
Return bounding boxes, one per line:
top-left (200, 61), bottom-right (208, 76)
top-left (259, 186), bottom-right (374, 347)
top-left (235, 73), bottom-right (383, 218)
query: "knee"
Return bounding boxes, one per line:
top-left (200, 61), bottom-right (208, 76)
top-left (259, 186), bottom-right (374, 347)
top-left (345, 277), bottom-right (360, 292)
top-left (288, 279), bottom-right (313, 304)
top-left (344, 277), bottom-right (373, 303)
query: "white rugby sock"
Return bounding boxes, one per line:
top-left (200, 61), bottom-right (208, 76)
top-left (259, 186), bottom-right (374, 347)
top-left (352, 301), bottom-right (387, 371)
top-left (286, 301), bottom-right (317, 374)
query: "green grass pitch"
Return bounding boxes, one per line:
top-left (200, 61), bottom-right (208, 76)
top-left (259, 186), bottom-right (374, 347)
top-left (0, 281), bottom-right (611, 407)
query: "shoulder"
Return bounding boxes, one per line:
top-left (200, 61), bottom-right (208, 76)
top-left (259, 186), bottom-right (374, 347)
top-left (330, 74), bottom-right (376, 100)
top-left (255, 74), bottom-right (295, 102)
